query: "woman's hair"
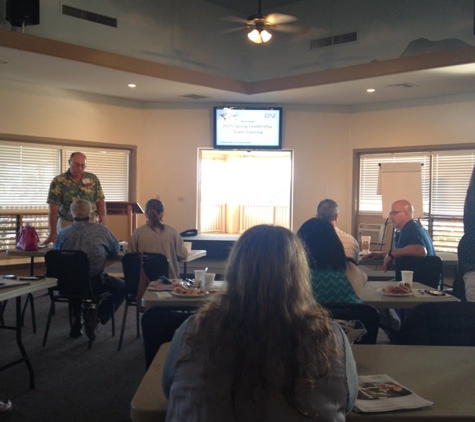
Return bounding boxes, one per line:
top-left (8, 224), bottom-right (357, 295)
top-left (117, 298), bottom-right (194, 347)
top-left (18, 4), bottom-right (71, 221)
top-left (190, 225), bottom-right (337, 417)
top-left (297, 217), bottom-right (347, 271)
top-left (145, 199), bottom-right (165, 232)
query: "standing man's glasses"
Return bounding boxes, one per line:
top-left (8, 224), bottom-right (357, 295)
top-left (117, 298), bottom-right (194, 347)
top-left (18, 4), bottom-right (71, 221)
top-left (71, 162), bottom-right (86, 169)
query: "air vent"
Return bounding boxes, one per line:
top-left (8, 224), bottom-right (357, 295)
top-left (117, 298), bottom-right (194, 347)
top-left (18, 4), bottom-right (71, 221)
top-left (181, 94), bottom-right (209, 100)
top-left (310, 31), bottom-right (357, 50)
top-left (62, 4), bottom-right (117, 28)
top-left (387, 83), bottom-right (417, 89)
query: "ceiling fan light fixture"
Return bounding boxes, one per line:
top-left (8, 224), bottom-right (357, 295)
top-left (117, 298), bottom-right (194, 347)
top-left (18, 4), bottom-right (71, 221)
top-left (248, 28), bottom-right (272, 43)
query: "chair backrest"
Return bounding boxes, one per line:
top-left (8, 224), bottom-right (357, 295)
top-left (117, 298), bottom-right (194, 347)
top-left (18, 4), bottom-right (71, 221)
top-left (122, 252), bottom-right (169, 295)
top-left (141, 307), bottom-right (191, 369)
top-left (395, 255), bottom-right (443, 290)
top-left (396, 302), bottom-right (475, 346)
top-left (323, 303), bottom-right (380, 344)
top-left (44, 250), bottom-right (92, 297)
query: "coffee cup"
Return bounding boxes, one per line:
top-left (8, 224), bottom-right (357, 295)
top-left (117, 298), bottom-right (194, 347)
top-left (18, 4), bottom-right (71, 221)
top-left (193, 269), bottom-right (206, 288)
top-left (204, 273), bottom-right (216, 291)
top-left (400, 270), bottom-right (414, 286)
top-left (361, 236), bottom-right (371, 255)
top-left (184, 242), bottom-right (192, 253)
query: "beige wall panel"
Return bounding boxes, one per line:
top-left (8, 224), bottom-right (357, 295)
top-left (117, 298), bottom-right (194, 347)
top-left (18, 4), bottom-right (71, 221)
top-left (1, 79), bottom-right (475, 241)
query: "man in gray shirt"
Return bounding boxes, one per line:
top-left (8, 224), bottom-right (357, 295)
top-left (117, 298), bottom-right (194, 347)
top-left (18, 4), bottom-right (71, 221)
top-left (54, 199), bottom-right (125, 340)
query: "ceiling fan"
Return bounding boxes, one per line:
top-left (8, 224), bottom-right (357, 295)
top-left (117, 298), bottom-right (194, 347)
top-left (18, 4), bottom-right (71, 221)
top-left (222, 0), bottom-right (307, 44)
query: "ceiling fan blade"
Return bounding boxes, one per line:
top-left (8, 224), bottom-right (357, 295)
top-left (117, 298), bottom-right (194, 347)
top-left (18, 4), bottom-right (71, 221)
top-left (221, 15), bottom-right (248, 24)
top-left (266, 13), bottom-right (298, 25)
top-left (220, 26), bottom-right (246, 34)
top-left (274, 24), bottom-right (309, 34)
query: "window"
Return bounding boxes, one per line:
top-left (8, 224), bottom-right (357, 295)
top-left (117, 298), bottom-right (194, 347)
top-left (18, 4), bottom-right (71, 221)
top-left (358, 148), bottom-right (475, 252)
top-left (0, 139), bottom-right (131, 249)
top-left (198, 149), bottom-right (292, 233)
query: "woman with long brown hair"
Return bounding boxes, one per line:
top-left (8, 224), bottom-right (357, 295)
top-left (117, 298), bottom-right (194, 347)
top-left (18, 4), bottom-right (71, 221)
top-left (162, 225), bottom-right (357, 421)
top-left (126, 199), bottom-right (187, 279)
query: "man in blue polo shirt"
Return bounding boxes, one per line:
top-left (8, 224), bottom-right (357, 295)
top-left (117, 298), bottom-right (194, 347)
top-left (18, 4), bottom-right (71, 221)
top-left (363, 199), bottom-right (435, 271)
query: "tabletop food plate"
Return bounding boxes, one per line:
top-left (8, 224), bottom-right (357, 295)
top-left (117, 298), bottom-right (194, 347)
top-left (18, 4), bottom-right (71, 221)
top-left (377, 288), bottom-right (413, 297)
top-left (170, 291), bottom-right (209, 299)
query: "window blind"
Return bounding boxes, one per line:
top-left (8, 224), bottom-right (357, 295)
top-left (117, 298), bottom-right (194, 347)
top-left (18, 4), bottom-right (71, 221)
top-left (359, 149), bottom-right (475, 252)
top-left (62, 147), bottom-right (129, 201)
top-left (0, 141), bottom-right (60, 209)
top-left (0, 140), bottom-right (130, 210)
top-left (359, 153), bottom-right (430, 213)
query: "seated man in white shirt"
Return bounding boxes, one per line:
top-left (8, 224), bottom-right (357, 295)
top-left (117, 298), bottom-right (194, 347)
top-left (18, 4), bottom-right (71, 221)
top-left (316, 199), bottom-right (360, 264)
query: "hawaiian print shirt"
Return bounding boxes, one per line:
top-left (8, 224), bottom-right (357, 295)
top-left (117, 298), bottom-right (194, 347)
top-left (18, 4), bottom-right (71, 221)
top-left (47, 170), bottom-right (105, 221)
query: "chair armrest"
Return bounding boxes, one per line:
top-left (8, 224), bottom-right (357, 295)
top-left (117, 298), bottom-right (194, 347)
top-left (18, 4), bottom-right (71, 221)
top-left (130, 343), bottom-right (170, 422)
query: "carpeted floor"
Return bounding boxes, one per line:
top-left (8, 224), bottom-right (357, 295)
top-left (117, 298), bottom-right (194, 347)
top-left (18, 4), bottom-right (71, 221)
top-left (1, 264), bottom-right (147, 422)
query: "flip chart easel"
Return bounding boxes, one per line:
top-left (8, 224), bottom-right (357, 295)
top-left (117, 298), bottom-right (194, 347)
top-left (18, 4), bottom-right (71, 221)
top-left (379, 162), bottom-right (423, 218)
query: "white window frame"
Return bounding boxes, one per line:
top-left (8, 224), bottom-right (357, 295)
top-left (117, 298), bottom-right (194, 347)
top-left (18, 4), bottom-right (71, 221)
top-left (197, 149), bottom-right (293, 233)
top-left (0, 134), bottom-right (136, 249)
top-left (355, 144), bottom-right (475, 253)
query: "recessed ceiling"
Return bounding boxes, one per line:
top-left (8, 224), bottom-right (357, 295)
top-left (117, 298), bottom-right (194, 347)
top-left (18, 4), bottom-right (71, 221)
top-left (1, 43), bottom-right (475, 107)
top-left (203, 0), bottom-right (304, 15)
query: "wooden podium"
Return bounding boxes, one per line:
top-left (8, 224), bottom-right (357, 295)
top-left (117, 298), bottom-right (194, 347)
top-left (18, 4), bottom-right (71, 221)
top-left (106, 201), bottom-right (144, 240)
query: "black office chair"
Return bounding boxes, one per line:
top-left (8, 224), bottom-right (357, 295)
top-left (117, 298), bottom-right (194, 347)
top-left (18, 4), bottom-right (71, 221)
top-left (118, 252), bottom-right (169, 351)
top-left (323, 303), bottom-right (381, 344)
top-left (395, 255), bottom-right (444, 290)
top-left (395, 302), bottom-right (475, 346)
top-left (43, 250), bottom-right (115, 349)
top-left (141, 306), bottom-right (192, 369)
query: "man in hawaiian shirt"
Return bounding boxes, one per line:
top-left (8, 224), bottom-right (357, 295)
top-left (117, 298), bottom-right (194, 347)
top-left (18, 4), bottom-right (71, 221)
top-left (43, 152), bottom-right (107, 245)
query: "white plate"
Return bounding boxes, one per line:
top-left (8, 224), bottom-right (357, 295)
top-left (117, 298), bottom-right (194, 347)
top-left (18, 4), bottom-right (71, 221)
top-left (377, 288), bottom-right (413, 297)
top-left (170, 291), bottom-right (209, 298)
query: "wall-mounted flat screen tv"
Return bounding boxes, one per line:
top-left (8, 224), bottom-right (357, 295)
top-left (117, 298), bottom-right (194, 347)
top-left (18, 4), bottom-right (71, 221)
top-left (213, 106), bottom-right (283, 149)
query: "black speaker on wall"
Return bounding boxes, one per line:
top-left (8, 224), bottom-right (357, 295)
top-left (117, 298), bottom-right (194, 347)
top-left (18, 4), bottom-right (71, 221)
top-left (6, 0), bottom-right (40, 27)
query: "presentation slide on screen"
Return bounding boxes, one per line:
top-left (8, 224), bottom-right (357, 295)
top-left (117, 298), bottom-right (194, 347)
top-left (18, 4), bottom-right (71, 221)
top-left (215, 109), bottom-right (281, 147)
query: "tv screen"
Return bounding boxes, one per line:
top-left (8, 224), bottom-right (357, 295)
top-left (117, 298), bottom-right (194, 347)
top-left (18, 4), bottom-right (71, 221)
top-left (213, 106), bottom-right (283, 150)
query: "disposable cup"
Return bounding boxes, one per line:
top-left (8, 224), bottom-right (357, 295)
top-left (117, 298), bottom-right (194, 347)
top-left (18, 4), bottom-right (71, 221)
top-left (400, 270), bottom-right (414, 286)
top-left (194, 270), bottom-right (206, 288)
top-left (361, 235), bottom-right (371, 254)
top-left (204, 273), bottom-right (216, 291)
top-left (184, 242), bottom-right (192, 253)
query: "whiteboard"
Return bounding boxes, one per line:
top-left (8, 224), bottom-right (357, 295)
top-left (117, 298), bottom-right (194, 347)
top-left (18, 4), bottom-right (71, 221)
top-left (379, 162), bottom-right (423, 218)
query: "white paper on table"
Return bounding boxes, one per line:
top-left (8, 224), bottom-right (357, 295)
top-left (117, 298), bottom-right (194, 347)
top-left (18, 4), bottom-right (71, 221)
top-left (354, 374), bottom-right (433, 413)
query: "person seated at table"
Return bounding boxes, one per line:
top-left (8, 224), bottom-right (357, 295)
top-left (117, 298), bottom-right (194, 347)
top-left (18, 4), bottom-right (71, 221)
top-left (297, 218), bottom-right (367, 304)
top-left (362, 199), bottom-right (435, 271)
top-left (54, 199), bottom-right (125, 340)
top-left (316, 198), bottom-right (360, 264)
top-left (162, 225), bottom-right (358, 421)
top-left (126, 199), bottom-right (187, 279)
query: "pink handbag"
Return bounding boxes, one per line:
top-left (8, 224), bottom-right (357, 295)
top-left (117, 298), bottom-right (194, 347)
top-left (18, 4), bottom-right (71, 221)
top-left (16, 225), bottom-right (39, 251)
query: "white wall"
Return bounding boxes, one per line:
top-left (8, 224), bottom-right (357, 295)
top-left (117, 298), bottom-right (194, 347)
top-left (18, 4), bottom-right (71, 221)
top-left (350, 94), bottom-right (475, 150)
top-left (1, 79), bottom-right (475, 238)
top-left (0, 79), bottom-right (143, 143)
